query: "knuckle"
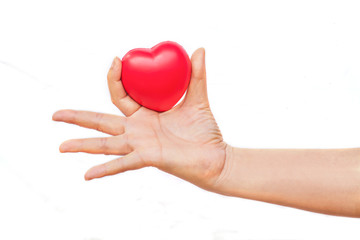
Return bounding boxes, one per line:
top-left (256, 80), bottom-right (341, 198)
top-left (124, 132), bottom-right (137, 149)
top-left (100, 138), bottom-right (109, 150)
top-left (94, 112), bottom-right (104, 132)
top-left (70, 110), bottom-right (78, 123)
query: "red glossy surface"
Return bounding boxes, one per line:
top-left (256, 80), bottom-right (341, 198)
top-left (121, 41), bottom-right (192, 112)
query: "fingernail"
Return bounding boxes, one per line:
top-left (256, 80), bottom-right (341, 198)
top-left (52, 111), bottom-right (63, 121)
top-left (85, 165), bottom-right (105, 180)
top-left (199, 47), bottom-right (205, 59)
top-left (52, 110), bottom-right (75, 121)
top-left (110, 57), bottom-right (119, 70)
top-left (59, 143), bottom-right (69, 152)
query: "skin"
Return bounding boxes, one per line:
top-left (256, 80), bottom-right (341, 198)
top-left (53, 48), bottom-right (360, 217)
top-left (53, 48), bottom-right (227, 191)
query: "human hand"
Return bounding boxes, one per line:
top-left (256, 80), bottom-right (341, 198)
top-left (53, 48), bottom-right (229, 191)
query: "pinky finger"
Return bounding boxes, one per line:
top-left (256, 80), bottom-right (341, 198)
top-left (84, 151), bottom-right (146, 180)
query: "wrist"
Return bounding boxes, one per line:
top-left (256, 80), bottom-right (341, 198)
top-left (211, 144), bottom-right (236, 195)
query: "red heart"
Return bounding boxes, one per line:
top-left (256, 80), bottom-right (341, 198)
top-left (121, 41), bottom-right (192, 112)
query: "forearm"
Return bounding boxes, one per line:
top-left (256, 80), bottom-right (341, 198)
top-left (214, 146), bottom-right (360, 217)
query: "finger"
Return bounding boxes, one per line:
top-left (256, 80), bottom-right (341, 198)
top-left (84, 151), bottom-right (146, 180)
top-left (183, 48), bottom-right (209, 107)
top-left (108, 57), bottom-right (141, 117)
top-left (52, 109), bottom-right (125, 135)
top-left (59, 135), bottom-right (131, 155)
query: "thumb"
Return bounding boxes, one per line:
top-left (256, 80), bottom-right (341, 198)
top-left (183, 47), bottom-right (208, 107)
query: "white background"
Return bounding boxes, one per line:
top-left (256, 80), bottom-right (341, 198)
top-left (1, 0), bottom-right (360, 239)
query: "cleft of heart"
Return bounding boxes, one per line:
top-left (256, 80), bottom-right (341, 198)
top-left (121, 41), bottom-right (192, 112)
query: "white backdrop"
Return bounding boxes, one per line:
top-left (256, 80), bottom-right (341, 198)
top-left (1, 0), bottom-right (360, 239)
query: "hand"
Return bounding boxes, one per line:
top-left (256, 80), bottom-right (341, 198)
top-left (53, 48), bottom-right (229, 191)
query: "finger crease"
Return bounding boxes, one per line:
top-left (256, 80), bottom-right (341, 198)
top-left (100, 138), bottom-right (108, 152)
top-left (95, 112), bottom-right (104, 132)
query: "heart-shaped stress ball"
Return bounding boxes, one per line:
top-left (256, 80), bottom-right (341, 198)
top-left (121, 41), bottom-right (192, 112)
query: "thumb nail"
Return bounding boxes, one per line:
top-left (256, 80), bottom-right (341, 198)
top-left (110, 57), bottom-right (119, 70)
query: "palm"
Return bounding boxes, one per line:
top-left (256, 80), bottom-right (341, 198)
top-left (128, 101), bottom-right (226, 188)
top-left (53, 48), bottom-right (227, 190)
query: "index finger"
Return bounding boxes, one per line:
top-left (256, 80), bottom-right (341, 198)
top-left (52, 109), bottom-right (125, 135)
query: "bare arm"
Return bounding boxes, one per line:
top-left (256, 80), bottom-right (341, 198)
top-left (214, 147), bottom-right (360, 217)
top-left (53, 48), bottom-right (360, 218)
